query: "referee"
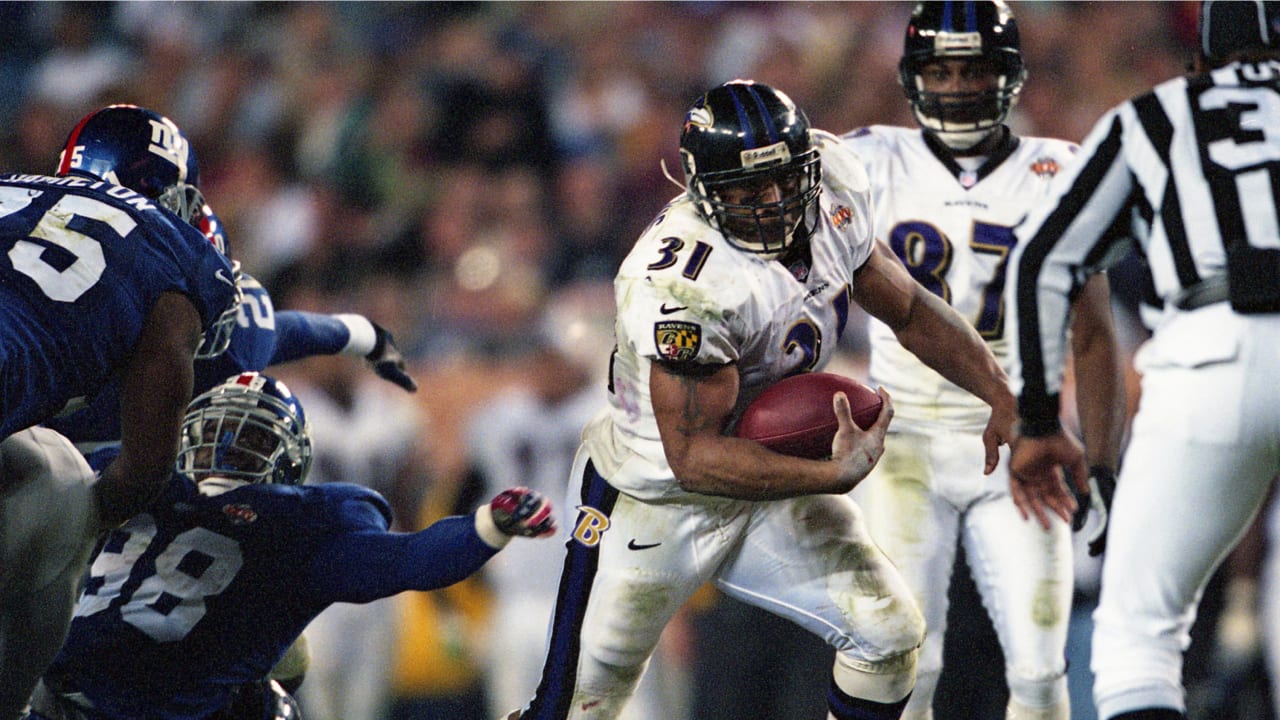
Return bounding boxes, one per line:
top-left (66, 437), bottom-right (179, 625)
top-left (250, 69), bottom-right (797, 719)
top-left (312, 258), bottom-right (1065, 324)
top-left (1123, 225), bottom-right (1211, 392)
top-left (1003, 2), bottom-right (1280, 719)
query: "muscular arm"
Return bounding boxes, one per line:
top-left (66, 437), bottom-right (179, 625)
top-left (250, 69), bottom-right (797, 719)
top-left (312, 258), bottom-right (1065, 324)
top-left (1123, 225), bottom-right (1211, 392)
top-left (1069, 273), bottom-right (1125, 472)
top-left (94, 292), bottom-right (201, 527)
top-left (851, 241), bottom-right (1018, 470)
top-left (650, 361), bottom-right (890, 500)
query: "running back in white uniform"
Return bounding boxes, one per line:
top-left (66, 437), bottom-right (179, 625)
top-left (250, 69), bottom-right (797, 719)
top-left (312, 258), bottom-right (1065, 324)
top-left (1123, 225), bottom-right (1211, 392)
top-left (518, 107), bottom-right (923, 720)
top-left (586, 129), bottom-right (874, 501)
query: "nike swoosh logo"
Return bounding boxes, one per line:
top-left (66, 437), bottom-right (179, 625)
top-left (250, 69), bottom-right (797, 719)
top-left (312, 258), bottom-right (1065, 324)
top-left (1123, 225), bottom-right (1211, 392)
top-left (627, 539), bottom-right (662, 550)
top-left (659, 304), bottom-right (687, 315)
top-left (214, 268), bottom-right (236, 287)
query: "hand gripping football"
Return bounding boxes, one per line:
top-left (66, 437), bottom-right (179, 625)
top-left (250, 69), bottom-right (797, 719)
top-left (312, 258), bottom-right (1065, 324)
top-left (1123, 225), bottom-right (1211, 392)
top-left (734, 372), bottom-right (882, 460)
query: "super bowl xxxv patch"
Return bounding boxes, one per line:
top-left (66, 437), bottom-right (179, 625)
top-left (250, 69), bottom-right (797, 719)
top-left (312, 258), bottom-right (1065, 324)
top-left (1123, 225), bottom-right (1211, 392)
top-left (654, 320), bottom-right (701, 362)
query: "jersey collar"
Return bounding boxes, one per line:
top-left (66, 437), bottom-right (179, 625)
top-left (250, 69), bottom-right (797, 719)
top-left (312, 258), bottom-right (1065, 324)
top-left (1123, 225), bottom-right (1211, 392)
top-left (921, 126), bottom-right (1021, 190)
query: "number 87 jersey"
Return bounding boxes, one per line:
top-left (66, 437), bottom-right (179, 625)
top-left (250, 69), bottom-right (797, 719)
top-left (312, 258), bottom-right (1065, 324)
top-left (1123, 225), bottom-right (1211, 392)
top-left (841, 125), bottom-right (1079, 433)
top-left (0, 173), bottom-right (236, 437)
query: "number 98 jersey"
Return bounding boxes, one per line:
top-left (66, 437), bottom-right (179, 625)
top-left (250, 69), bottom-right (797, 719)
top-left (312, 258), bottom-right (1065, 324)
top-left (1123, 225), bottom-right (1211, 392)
top-left (0, 174), bottom-right (236, 437)
top-left (585, 130), bottom-right (877, 501)
top-left (841, 125), bottom-right (1078, 432)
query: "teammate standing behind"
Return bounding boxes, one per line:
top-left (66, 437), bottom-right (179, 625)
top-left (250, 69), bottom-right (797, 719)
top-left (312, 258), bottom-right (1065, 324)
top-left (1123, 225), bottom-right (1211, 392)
top-left (0, 105), bottom-right (239, 720)
top-left (33, 371), bottom-right (558, 720)
top-left (1005, 3), bottom-right (1280, 719)
top-left (516, 79), bottom-right (1019, 720)
top-left (841, 3), bottom-right (1125, 718)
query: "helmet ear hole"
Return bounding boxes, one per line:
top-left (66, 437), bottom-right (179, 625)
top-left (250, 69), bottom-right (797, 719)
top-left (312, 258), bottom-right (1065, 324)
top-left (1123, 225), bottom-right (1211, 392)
top-left (679, 80), bottom-right (823, 256)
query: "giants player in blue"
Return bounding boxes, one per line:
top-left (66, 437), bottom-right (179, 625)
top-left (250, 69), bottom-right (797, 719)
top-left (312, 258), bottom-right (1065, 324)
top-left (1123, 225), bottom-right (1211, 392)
top-left (43, 106), bottom-right (416, 453)
top-left (0, 106), bottom-right (239, 719)
top-left (32, 371), bottom-right (557, 720)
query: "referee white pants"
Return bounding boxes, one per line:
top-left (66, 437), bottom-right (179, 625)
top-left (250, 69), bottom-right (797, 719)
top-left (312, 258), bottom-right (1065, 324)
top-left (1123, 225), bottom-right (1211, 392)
top-left (1092, 306), bottom-right (1280, 719)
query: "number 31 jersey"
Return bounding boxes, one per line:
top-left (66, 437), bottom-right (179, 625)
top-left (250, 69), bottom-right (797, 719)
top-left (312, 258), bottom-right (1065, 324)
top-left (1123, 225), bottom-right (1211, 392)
top-left (841, 126), bottom-right (1078, 432)
top-left (586, 130), bottom-right (876, 501)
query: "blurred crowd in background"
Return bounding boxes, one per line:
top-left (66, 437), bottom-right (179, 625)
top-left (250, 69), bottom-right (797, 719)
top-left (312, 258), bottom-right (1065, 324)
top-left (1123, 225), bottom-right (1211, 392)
top-left (7, 2), bottom-right (1268, 720)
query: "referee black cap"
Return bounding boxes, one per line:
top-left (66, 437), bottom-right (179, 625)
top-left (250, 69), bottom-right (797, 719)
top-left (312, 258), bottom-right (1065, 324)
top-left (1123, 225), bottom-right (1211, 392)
top-left (1200, 0), bottom-right (1280, 64)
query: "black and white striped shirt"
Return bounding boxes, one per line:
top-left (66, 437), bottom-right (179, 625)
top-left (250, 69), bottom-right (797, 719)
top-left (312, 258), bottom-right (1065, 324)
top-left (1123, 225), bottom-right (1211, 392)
top-left (1008, 59), bottom-right (1280, 436)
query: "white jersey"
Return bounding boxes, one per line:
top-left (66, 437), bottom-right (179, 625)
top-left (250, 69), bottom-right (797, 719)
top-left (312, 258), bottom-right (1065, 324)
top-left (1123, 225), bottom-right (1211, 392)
top-left (841, 125), bottom-right (1078, 432)
top-left (583, 129), bottom-right (876, 500)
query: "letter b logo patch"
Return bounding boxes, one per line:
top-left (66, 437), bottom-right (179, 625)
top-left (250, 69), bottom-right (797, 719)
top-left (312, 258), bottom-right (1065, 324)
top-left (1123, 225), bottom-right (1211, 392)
top-left (572, 505), bottom-right (610, 547)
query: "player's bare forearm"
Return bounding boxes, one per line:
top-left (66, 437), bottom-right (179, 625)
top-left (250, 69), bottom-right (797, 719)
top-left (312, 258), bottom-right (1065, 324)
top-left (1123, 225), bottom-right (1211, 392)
top-left (98, 293), bottom-right (201, 526)
top-left (1069, 273), bottom-right (1125, 472)
top-left (650, 363), bottom-right (863, 500)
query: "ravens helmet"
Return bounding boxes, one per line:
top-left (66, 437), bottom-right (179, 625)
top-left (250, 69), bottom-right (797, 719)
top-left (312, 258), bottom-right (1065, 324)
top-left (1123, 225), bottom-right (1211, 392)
top-left (899, 1), bottom-right (1026, 150)
top-left (57, 104), bottom-right (205, 224)
top-left (178, 372), bottom-right (312, 486)
top-left (679, 80), bottom-right (822, 257)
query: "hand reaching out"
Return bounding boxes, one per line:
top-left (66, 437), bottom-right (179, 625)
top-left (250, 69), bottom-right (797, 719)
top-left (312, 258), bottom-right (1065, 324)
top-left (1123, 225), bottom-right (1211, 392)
top-left (1008, 430), bottom-right (1087, 530)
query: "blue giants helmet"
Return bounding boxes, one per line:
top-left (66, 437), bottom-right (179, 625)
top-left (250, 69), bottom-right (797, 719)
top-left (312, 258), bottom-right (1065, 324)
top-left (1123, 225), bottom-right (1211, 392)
top-left (58, 104), bottom-right (241, 358)
top-left (178, 372), bottom-right (312, 486)
top-left (57, 104), bottom-right (204, 224)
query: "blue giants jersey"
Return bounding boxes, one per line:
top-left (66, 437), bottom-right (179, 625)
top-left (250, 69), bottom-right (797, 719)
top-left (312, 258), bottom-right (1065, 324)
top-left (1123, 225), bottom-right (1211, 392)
top-left (0, 173), bottom-right (236, 438)
top-left (46, 272), bottom-right (359, 446)
top-left (45, 475), bottom-right (499, 719)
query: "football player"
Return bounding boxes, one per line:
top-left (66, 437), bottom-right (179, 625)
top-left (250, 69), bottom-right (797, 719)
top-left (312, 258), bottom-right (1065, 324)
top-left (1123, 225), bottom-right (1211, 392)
top-left (1007, 2), bottom-right (1280, 718)
top-left (0, 105), bottom-right (239, 720)
top-left (31, 372), bottom-right (557, 720)
top-left (515, 80), bottom-right (1018, 720)
top-left (840, 3), bottom-right (1126, 718)
top-left (45, 106), bottom-right (416, 455)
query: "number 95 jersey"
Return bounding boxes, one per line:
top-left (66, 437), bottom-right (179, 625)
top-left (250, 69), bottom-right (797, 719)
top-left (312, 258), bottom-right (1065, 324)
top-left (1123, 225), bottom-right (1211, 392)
top-left (0, 174), bottom-right (235, 437)
top-left (841, 125), bottom-right (1078, 433)
top-left (585, 130), bottom-right (876, 501)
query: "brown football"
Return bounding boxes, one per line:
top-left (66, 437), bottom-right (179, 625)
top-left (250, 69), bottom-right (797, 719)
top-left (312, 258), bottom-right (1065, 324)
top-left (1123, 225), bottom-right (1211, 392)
top-left (734, 372), bottom-right (882, 459)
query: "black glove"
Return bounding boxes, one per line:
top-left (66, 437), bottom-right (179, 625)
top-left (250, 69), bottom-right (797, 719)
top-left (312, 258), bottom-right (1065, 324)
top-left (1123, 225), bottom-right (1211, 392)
top-left (366, 322), bottom-right (417, 393)
top-left (1071, 465), bottom-right (1116, 557)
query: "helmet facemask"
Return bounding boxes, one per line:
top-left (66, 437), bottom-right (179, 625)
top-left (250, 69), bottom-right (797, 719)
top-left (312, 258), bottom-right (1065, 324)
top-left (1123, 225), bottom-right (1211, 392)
top-left (178, 374), bottom-right (311, 485)
top-left (684, 145), bottom-right (822, 258)
top-left (902, 54), bottom-right (1025, 150)
top-left (159, 182), bottom-right (207, 226)
top-left (195, 266), bottom-right (243, 359)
